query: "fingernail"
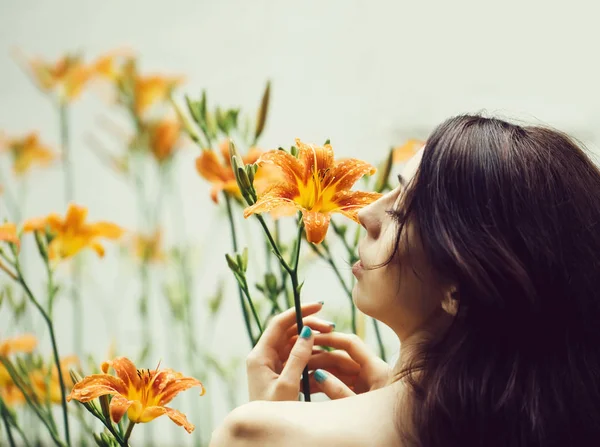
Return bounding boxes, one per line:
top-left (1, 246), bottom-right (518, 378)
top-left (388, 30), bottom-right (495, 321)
top-left (314, 369), bottom-right (328, 383)
top-left (325, 321), bottom-right (336, 329)
top-left (300, 325), bottom-right (312, 339)
top-left (317, 300), bottom-right (324, 305)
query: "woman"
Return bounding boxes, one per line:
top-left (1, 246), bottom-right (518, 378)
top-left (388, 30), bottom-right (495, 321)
top-left (210, 115), bottom-right (600, 446)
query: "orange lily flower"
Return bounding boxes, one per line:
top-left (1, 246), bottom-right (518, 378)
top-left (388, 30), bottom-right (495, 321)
top-left (147, 118), bottom-right (182, 163)
top-left (196, 140), bottom-right (279, 203)
top-left (244, 139), bottom-right (382, 244)
top-left (23, 203), bottom-right (124, 260)
top-left (30, 355), bottom-right (78, 404)
top-left (0, 334), bottom-right (37, 406)
top-left (134, 75), bottom-right (183, 117)
top-left (132, 230), bottom-right (165, 263)
top-left (20, 53), bottom-right (93, 102)
top-left (0, 334), bottom-right (37, 357)
top-left (0, 223), bottom-right (20, 249)
top-left (0, 132), bottom-right (55, 175)
top-left (67, 357), bottom-right (205, 433)
top-left (393, 139), bottom-right (424, 163)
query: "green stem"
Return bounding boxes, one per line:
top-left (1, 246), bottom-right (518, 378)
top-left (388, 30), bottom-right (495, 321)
top-left (253, 215), bottom-right (311, 399)
top-left (240, 280), bottom-right (263, 335)
top-left (59, 103), bottom-right (84, 362)
top-left (0, 359), bottom-right (64, 447)
top-left (372, 318), bottom-right (387, 362)
top-left (123, 421), bottom-right (135, 445)
top-left (0, 400), bottom-right (16, 447)
top-left (224, 193), bottom-right (255, 345)
top-left (314, 242), bottom-right (356, 334)
top-left (0, 398), bottom-right (32, 447)
top-left (14, 266), bottom-right (70, 446)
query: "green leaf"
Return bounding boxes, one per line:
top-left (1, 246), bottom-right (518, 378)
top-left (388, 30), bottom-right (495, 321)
top-left (254, 80), bottom-right (271, 141)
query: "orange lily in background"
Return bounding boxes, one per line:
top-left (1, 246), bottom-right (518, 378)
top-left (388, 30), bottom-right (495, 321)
top-left (0, 222), bottom-right (20, 249)
top-left (0, 334), bottom-right (37, 357)
top-left (134, 74), bottom-right (183, 117)
top-left (147, 118), bottom-right (182, 163)
top-left (0, 334), bottom-right (38, 406)
top-left (68, 357), bottom-right (205, 433)
top-left (244, 139), bottom-right (382, 244)
top-left (23, 203), bottom-right (124, 260)
top-left (196, 140), bottom-right (279, 203)
top-left (30, 355), bottom-right (78, 404)
top-left (132, 230), bottom-right (165, 263)
top-left (0, 132), bottom-right (55, 175)
top-left (18, 52), bottom-right (93, 102)
top-left (393, 139), bottom-right (424, 163)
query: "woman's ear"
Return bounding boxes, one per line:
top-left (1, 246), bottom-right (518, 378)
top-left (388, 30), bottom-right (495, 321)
top-left (441, 287), bottom-right (459, 316)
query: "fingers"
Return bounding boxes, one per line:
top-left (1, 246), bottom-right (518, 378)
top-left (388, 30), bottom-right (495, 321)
top-left (312, 332), bottom-right (373, 366)
top-left (256, 302), bottom-right (324, 351)
top-left (285, 316), bottom-right (336, 339)
top-left (278, 325), bottom-right (314, 388)
top-left (305, 350), bottom-right (361, 375)
top-left (309, 369), bottom-right (355, 400)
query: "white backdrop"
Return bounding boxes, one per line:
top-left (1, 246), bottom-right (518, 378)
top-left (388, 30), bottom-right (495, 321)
top-left (1, 0), bottom-right (599, 445)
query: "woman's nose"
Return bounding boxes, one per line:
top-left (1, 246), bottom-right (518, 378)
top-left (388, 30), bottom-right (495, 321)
top-left (358, 203), bottom-right (381, 239)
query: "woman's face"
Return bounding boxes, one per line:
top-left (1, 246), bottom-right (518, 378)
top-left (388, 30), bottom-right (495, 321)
top-left (353, 148), bottom-right (450, 338)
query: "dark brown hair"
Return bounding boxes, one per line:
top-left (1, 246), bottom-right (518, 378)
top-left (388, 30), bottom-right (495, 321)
top-left (395, 115), bottom-right (600, 447)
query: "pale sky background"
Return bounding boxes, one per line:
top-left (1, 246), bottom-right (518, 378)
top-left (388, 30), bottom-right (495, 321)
top-left (1, 0), bottom-right (599, 445)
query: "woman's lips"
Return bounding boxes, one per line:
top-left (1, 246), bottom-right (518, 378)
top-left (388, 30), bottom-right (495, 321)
top-left (352, 260), bottom-right (364, 277)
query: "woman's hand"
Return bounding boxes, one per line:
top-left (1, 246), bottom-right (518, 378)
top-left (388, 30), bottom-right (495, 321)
top-left (306, 332), bottom-right (391, 399)
top-left (246, 301), bottom-right (335, 402)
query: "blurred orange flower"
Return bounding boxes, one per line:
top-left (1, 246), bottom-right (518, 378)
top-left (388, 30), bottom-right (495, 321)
top-left (30, 355), bottom-right (78, 404)
top-left (393, 139), bottom-right (424, 163)
top-left (196, 140), bottom-right (279, 203)
top-left (0, 223), bottom-right (20, 249)
top-left (0, 334), bottom-right (37, 406)
top-left (134, 75), bottom-right (183, 117)
top-left (244, 139), bottom-right (382, 244)
top-left (20, 52), bottom-right (93, 102)
top-left (0, 132), bottom-right (55, 175)
top-left (23, 203), bottom-right (124, 260)
top-left (147, 119), bottom-right (182, 163)
top-left (0, 334), bottom-right (37, 357)
top-left (68, 357), bottom-right (205, 433)
top-left (132, 230), bottom-right (165, 263)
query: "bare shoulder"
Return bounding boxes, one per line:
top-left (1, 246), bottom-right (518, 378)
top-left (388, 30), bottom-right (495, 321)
top-left (210, 386), bottom-right (404, 447)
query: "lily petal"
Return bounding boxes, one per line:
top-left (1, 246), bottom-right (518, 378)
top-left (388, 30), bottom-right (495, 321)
top-left (332, 190), bottom-right (383, 222)
top-left (90, 241), bottom-right (105, 257)
top-left (0, 223), bottom-right (20, 248)
top-left (22, 217), bottom-right (49, 233)
top-left (393, 139), bottom-right (424, 163)
top-left (243, 184), bottom-right (300, 218)
top-left (101, 357), bottom-right (140, 389)
top-left (90, 222), bottom-right (125, 239)
top-left (302, 210), bottom-right (331, 244)
top-left (196, 151), bottom-right (230, 184)
top-left (158, 374), bottom-right (205, 406)
top-left (67, 374), bottom-right (127, 403)
top-left (258, 150), bottom-right (304, 185)
top-left (0, 334), bottom-right (37, 356)
top-left (139, 406), bottom-right (195, 433)
top-left (65, 204), bottom-right (88, 230)
top-left (296, 139), bottom-right (334, 180)
top-left (324, 159), bottom-right (377, 192)
top-left (111, 394), bottom-right (136, 423)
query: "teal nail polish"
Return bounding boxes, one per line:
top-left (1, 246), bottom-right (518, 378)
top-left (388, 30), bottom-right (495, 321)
top-left (326, 321), bottom-right (336, 329)
top-left (318, 300), bottom-right (324, 305)
top-left (314, 369), bottom-right (328, 383)
top-left (300, 325), bottom-right (312, 339)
